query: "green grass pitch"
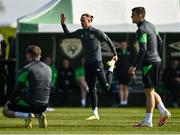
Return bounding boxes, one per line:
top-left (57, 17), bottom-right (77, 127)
top-left (0, 107), bottom-right (179, 134)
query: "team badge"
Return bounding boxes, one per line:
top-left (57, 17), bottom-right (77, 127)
top-left (90, 34), bottom-right (95, 39)
top-left (60, 39), bottom-right (82, 58)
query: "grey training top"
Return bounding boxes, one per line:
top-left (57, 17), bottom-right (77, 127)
top-left (62, 24), bottom-right (117, 64)
top-left (9, 60), bottom-right (52, 107)
top-left (132, 20), bottom-right (163, 67)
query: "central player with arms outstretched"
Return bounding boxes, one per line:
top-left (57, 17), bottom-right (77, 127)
top-left (60, 13), bottom-right (118, 120)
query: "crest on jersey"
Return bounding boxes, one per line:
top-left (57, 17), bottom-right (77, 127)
top-left (90, 34), bottom-right (95, 39)
top-left (60, 39), bottom-right (82, 58)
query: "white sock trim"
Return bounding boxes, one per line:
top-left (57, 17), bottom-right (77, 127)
top-left (81, 99), bottom-right (86, 106)
top-left (15, 112), bottom-right (29, 118)
top-left (157, 102), bottom-right (167, 113)
top-left (93, 107), bottom-right (99, 116)
top-left (144, 113), bottom-right (153, 123)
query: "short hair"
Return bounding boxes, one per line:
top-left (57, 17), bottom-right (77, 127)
top-left (26, 45), bottom-right (41, 58)
top-left (132, 7), bottom-right (146, 18)
top-left (81, 13), bottom-right (94, 22)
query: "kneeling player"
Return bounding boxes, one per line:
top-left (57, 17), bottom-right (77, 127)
top-left (2, 45), bottom-right (52, 128)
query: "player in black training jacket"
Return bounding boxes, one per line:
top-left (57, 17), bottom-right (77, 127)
top-left (129, 7), bottom-right (171, 127)
top-left (60, 13), bottom-right (118, 120)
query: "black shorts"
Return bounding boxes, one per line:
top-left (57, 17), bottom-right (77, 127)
top-left (115, 70), bottom-right (130, 85)
top-left (142, 62), bottom-right (161, 89)
top-left (8, 99), bottom-right (48, 114)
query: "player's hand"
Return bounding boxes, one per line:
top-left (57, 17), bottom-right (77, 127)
top-left (60, 13), bottom-right (66, 24)
top-left (128, 66), bottom-right (136, 76)
top-left (112, 55), bottom-right (118, 62)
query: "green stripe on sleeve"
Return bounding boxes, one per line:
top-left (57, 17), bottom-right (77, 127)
top-left (139, 33), bottom-right (147, 44)
top-left (155, 29), bottom-right (159, 35)
top-left (18, 71), bottom-right (29, 83)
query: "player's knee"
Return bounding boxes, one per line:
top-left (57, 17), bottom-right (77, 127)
top-left (144, 88), bottom-right (154, 96)
top-left (2, 107), bottom-right (9, 117)
top-left (2, 105), bottom-right (13, 118)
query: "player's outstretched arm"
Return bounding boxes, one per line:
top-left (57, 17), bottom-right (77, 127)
top-left (60, 13), bottom-right (66, 24)
top-left (59, 12), bottom-right (80, 38)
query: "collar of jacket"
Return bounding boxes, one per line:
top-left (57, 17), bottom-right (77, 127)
top-left (137, 20), bottom-right (145, 27)
top-left (83, 26), bottom-right (92, 30)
